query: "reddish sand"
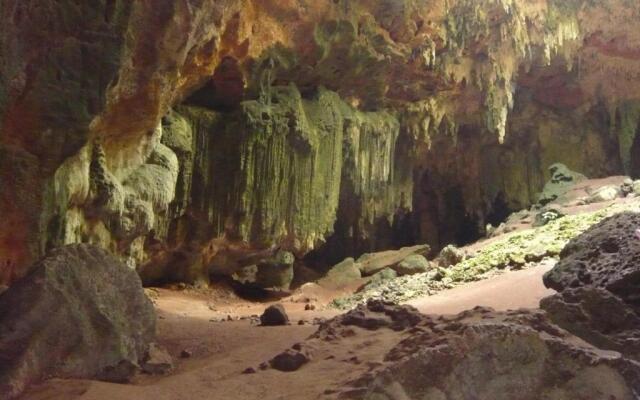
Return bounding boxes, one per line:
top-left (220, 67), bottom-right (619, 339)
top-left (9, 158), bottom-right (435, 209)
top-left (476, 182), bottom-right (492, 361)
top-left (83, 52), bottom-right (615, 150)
top-left (21, 263), bottom-right (555, 400)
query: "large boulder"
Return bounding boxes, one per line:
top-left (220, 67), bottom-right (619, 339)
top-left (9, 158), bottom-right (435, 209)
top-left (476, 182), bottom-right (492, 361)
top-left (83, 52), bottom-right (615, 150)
top-left (356, 245), bottom-right (429, 276)
top-left (537, 163), bottom-right (587, 206)
top-left (541, 287), bottom-right (640, 361)
top-left (394, 254), bottom-right (431, 276)
top-left (318, 258), bottom-right (362, 289)
top-left (541, 212), bottom-right (640, 361)
top-left (0, 244), bottom-right (156, 399)
top-left (543, 211), bottom-right (640, 305)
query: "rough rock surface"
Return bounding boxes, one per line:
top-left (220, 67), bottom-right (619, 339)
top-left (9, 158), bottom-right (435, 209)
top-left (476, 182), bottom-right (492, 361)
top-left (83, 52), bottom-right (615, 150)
top-left (543, 211), bottom-right (640, 300)
top-left (357, 245), bottom-right (429, 276)
top-left (259, 301), bottom-right (640, 399)
top-left (542, 211), bottom-right (640, 361)
top-left (141, 343), bottom-right (174, 375)
top-left (538, 163), bottom-right (587, 206)
top-left (0, 244), bottom-right (156, 399)
top-left (318, 258), bottom-right (363, 289)
top-left (393, 255), bottom-right (430, 276)
top-left (269, 348), bottom-right (311, 372)
top-left (2, 0), bottom-right (640, 287)
top-left (260, 304), bottom-right (289, 326)
top-left (335, 201), bottom-right (640, 309)
top-left (541, 287), bottom-right (640, 362)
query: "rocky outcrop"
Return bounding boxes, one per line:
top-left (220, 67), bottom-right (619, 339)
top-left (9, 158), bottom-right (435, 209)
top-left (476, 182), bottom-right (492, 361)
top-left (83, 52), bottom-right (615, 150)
top-left (255, 301), bottom-right (640, 399)
top-left (2, 0), bottom-right (640, 286)
top-left (0, 244), bottom-right (156, 399)
top-left (541, 211), bottom-right (640, 361)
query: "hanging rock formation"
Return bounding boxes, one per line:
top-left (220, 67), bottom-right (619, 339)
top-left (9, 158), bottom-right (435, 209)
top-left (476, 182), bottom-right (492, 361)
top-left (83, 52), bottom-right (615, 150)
top-left (2, 0), bottom-right (640, 285)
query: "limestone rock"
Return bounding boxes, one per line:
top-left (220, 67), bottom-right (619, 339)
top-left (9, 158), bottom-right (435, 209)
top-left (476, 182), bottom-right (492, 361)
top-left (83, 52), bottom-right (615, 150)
top-left (260, 304), bottom-right (289, 326)
top-left (363, 268), bottom-right (398, 289)
top-left (586, 185), bottom-right (622, 204)
top-left (537, 163), bottom-right (587, 206)
top-left (434, 245), bottom-right (466, 268)
top-left (230, 249), bottom-right (295, 291)
top-left (254, 250), bottom-right (295, 291)
top-left (632, 180), bottom-right (640, 196)
top-left (314, 302), bottom-right (640, 399)
top-left (393, 255), bottom-right (430, 276)
top-left (269, 349), bottom-right (311, 372)
top-left (543, 211), bottom-right (640, 304)
top-left (0, 244), bottom-right (156, 399)
top-left (357, 245), bottom-right (429, 276)
top-left (533, 208), bottom-right (565, 227)
top-left (318, 258), bottom-right (362, 289)
top-left (541, 288), bottom-right (640, 361)
top-left (141, 343), bottom-right (174, 375)
top-left (542, 212), bottom-right (640, 361)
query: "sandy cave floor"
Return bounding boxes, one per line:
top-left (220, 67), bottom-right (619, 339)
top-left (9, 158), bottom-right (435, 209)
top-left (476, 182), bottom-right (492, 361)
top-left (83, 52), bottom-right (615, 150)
top-left (21, 264), bottom-right (555, 400)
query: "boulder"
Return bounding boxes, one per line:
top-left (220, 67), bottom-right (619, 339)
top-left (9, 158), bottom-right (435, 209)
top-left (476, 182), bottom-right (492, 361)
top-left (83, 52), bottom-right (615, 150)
top-left (357, 268), bottom-right (398, 293)
top-left (319, 302), bottom-right (640, 400)
top-left (232, 250), bottom-right (295, 291)
top-left (260, 304), bottom-right (289, 326)
top-left (317, 257), bottom-right (362, 288)
top-left (0, 244), bottom-right (156, 399)
top-left (141, 343), bottom-right (174, 375)
top-left (269, 349), bottom-right (311, 372)
top-left (586, 185), bottom-right (621, 204)
top-left (435, 244), bottom-right (466, 268)
top-left (543, 212), bottom-right (640, 305)
top-left (356, 245), bottom-right (429, 276)
top-left (537, 163), bottom-right (586, 206)
top-left (532, 208), bottom-right (565, 227)
top-left (542, 212), bottom-right (640, 361)
top-left (393, 254), bottom-right (430, 276)
top-left (541, 288), bottom-right (640, 361)
top-left (632, 180), bottom-right (640, 196)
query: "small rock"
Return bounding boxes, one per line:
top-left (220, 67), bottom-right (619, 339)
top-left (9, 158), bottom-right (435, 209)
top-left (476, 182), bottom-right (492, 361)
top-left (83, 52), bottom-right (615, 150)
top-left (304, 304), bottom-right (316, 311)
top-left (259, 362), bottom-right (269, 370)
top-left (533, 208), bottom-right (564, 227)
top-left (180, 349), bottom-right (192, 359)
top-left (298, 320), bottom-right (307, 325)
top-left (242, 367), bottom-right (257, 374)
top-left (142, 343), bottom-right (174, 375)
top-left (260, 304), bottom-right (289, 326)
top-left (269, 349), bottom-right (310, 372)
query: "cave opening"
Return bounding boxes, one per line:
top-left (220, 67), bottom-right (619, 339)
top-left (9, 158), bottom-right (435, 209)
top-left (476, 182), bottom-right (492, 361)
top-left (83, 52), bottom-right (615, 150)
top-left (629, 124), bottom-right (640, 179)
top-left (486, 192), bottom-right (512, 227)
top-left (183, 56), bottom-right (244, 111)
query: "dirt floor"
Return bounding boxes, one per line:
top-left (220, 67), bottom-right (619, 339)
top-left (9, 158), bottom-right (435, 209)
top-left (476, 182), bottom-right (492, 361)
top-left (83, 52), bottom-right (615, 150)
top-left (21, 262), bottom-right (555, 400)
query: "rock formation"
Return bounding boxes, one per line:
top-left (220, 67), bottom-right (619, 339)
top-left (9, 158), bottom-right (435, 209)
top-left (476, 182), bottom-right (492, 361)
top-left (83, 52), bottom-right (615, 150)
top-left (0, 244), bottom-right (156, 399)
top-left (542, 211), bottom-right (640, 362)
top-left (257, 300), bottom-right (640, 399)
top-left (1, 1), bottom-right (640, 288)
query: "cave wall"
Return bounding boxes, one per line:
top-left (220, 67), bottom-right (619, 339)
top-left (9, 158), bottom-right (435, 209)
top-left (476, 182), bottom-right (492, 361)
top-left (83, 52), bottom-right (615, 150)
top-left (1, 0), bottom-right (640, 285)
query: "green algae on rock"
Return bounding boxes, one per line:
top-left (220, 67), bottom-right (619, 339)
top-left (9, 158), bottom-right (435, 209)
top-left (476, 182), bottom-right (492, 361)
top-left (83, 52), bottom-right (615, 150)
top-left (332, 200), bottom-right (640, 309)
